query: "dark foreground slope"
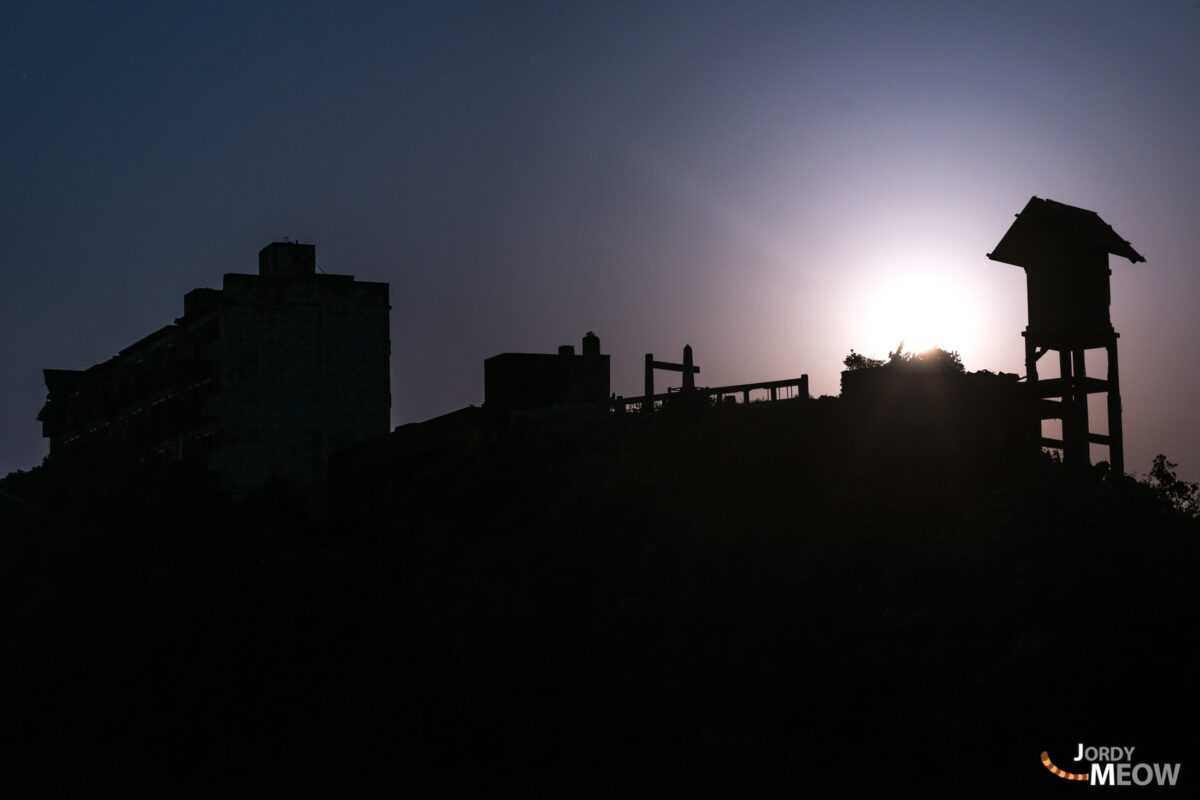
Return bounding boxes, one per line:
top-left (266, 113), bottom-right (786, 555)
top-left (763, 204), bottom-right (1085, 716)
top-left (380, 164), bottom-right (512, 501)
top-left (4, 400), bottom-right (1198, 797)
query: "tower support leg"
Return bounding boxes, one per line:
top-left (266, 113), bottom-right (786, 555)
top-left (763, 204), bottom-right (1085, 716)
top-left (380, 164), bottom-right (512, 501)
top-left (1059, 349), bottom-right (1083, 470)
top-left (1107, 340), bottom-right (1124, 476)
top-left (1025, 334), bottom-right (1042, 445)
top-left (1073, 348), bottom-right (1090, 468)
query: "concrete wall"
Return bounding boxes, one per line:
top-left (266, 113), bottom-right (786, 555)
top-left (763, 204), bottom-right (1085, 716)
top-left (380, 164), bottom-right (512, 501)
top-left (217, 270), bottom-right (390, 511)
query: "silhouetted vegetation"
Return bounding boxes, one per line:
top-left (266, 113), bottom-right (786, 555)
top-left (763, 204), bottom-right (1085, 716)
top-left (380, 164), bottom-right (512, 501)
top-left (845, 345), bottom-right (965, 374)
top-left (890, 345), bottom-right (965, 373)
top-left (1148, 454), bottom-right (1200, 518)
top-left (843, 348), bottom-right (884, 370)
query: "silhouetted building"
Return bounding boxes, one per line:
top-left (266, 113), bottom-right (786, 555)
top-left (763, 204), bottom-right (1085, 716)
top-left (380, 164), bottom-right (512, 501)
top-left (38, 242), bottom-right (390, 510)
top-left (988, 197), bottom-right (1143, 473)
top-left (484, 332), bottom-right (610, 411)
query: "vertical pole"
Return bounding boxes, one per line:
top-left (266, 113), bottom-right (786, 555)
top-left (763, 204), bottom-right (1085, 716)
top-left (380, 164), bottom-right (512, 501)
top-left (1073, 348), bottom-right (1090, 468)
top-left (682, 345), bottom-right (695, 392)
top-left (1059, 349), bottom-right (1078, 469)
top-left (1107, 339), bottom-right (1124, 476)
top-left (1025, 334), bottom-right (1042, 447)
top-left (1024, 332), bottom-right (1039, 383)
top-left (644, 353), bottom-right (654, 414)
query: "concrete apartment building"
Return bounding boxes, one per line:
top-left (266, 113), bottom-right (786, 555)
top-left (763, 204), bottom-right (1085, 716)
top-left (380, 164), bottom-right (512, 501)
top-left (37, 242), bottom-right (390, 510)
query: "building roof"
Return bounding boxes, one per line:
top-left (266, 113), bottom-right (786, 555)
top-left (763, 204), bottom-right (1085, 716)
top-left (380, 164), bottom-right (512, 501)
top-left (987, 196), bottom-right (1145, 268)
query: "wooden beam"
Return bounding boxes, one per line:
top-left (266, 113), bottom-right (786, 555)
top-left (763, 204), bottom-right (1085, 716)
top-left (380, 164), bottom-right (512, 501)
top-left (650, 361), bottom-right (695, 372)
top-left (1034, 376), bottom-right (1110, 398)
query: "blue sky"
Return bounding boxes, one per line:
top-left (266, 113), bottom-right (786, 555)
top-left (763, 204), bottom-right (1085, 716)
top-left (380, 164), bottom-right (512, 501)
top-left (4, 1), bottom-right (1199, 479)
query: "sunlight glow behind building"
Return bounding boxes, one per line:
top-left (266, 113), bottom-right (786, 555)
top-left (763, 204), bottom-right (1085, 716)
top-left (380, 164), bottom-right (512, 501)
top-left (858, 270), bottom-right (980, 360)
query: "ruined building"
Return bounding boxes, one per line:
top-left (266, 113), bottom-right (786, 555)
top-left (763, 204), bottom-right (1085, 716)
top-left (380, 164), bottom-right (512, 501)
top-left (37, 242), bottom-right (390, 509)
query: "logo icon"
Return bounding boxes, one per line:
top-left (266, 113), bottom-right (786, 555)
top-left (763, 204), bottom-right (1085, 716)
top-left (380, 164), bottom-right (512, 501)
top-left (1042, 751), bottom-right (1089, 781)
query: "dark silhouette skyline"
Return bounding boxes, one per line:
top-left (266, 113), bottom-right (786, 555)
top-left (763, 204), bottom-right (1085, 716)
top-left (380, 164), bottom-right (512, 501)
top-left (22, 198), bottom-right (1150, 496)
top-left (4, 3), bottom-right (1200, 484)
top-left (7, 6), bottom-right (1200, 795)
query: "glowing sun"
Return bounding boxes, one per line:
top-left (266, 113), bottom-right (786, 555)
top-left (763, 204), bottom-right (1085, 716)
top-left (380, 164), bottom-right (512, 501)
top-left (859, 272), bottom-right (978, 358)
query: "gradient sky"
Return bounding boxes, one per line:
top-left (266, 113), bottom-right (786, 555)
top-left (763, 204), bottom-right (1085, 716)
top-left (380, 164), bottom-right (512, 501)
top-left (4, 1), bottom-right (1199, 481)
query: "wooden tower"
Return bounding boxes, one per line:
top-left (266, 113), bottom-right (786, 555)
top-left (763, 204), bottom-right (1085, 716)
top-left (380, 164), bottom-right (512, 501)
top-left (988, 197), bottom-right (1144, 474)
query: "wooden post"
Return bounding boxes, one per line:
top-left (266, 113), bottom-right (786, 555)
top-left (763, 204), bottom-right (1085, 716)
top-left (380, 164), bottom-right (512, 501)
top-left (1107, 340), bottom-right (1124, 476)
top-left (682, 345), bottom-right (695, 392)
top-left (1025, 334), bottom-right (1043, 449)
top-left (644, 354), bottom-right (654, 413)
top-left (1024, 333), bottom-right (1039, 383)
top-left (1073, 348), bottom-right (1090, 467)
top-left (1058, 349), bottom-right (1082, 469)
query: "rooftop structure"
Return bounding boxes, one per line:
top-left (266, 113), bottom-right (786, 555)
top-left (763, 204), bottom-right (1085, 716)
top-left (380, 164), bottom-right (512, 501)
top-left (484, 332), bottom-right (610, 412)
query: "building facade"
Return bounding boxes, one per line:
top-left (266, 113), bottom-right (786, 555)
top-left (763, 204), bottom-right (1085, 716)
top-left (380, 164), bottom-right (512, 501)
top-left (38, 242), bottom-right (390, 508)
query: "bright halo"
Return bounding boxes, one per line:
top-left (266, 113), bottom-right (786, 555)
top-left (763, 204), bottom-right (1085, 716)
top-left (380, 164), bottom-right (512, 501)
top-left (858, 271), bottom-right (978, 359)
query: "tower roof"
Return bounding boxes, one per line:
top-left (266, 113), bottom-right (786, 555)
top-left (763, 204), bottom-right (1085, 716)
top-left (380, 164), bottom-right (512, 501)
top-left (987, 196), bottom-right (1145, 268)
